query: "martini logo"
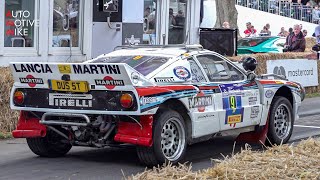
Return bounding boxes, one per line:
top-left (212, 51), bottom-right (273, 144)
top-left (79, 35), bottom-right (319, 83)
top-left (95, 76), bottom-right (124, 89)
top-left (19, 75), bottom-right (43, 87)
top-left (188, 92), bottom-right (212, 112)
top-left (173, 66), bottom-right (191, 80)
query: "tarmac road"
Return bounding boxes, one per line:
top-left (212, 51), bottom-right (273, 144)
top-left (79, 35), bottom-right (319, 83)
top-left (0, 97), bottom-right (320, 180)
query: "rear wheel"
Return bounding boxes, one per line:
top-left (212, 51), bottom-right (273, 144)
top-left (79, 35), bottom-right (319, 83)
top-left (137, 110), bottom-right (187, 166)
top-left (267, 96), bottom-right (293, 145)
top-left (26, 128), bottom-right (72, 157)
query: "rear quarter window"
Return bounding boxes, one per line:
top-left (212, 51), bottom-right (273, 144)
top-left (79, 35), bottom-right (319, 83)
top-left (92, 56), bottom-right (169, 76)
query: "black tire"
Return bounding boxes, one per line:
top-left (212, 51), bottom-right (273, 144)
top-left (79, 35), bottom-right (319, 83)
top-left (267, 96), bottom-right (293, 145)
top-left (136, 109), bottom-right (187, 167)
top-left (26, 128), bottom-right (72, 157)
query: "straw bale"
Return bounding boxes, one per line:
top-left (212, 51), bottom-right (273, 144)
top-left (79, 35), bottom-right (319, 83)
top-left (306, 37), bottom-right (316, 52)
top-left (0, 67), bottom-right (19, 132)
top-left (129, 138), bottom-right (320, 180)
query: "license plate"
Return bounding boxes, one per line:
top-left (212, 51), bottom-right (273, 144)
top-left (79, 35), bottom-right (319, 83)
top-left (227, 114), bottom-right (242, 124)
top-left (49, 80), bottom-right (89, 93)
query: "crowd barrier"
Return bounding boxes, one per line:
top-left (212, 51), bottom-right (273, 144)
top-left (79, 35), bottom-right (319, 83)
top-left (237, 0), bottom-right (317, 24)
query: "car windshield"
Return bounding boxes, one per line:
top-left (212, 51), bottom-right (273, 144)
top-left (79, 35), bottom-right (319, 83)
top-left (238, 37), bottom-right (274, 47)
top-left (92, 56), bottom-right (169, 76)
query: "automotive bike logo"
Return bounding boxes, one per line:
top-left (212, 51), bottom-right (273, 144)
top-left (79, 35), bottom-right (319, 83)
top-left (273, 66), bottom-right (286, 78)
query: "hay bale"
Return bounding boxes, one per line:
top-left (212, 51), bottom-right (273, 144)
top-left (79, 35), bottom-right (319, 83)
top-left (306, 37), bottom-right (316, 52)
top-left (0, 67), bottom-right (19, 132)
top-left (129, 138), bottom-right (320, 179)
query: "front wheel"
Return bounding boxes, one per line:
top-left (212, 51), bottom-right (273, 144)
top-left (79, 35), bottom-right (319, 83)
top-left (26, 128), bottom-right (72, 157)
top-left (137, 110), bottom-right (187, 166)
top-left (267, 96), bottom-right (293, 145)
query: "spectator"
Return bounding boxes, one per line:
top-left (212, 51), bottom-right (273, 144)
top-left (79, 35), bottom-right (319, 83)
top-left (250, 26), bottom-right (258, 37)
top-left (312, 22), bottom-right (320, 51)
top-left (250, 0), bottom-right (258, 9)
top-left (313, 5), bottom-right (320, 23)
top-left (175, 10), bottom-right (185, 26)
top-left (269, 0), bottom-right (279, 14)
top-left (244, 22), bottom-right (257, 37)
top-left (292, 1), bottom-right (302, 20)
top-left (278, 27), bottom-right (288, 37)
top-left (282, 0), bottom-right (292, 17)
top-left (288, 27), bottom-right (294, 35)
top-left (169, 8), bottom-right (176, 27)
top-left (144, 7), bottom-right (151, 18)
top-left (303, 29), bottom-right (308, 36)
top-left (301, 0), bottom-right (310, 5)
top-left (222, 21), bottom-right (230, 28)
top-left (265, 23), bottom-right (272, 35)
top-left (260, 26), bottom-right (269, 36)
top-left (147, 9), bottom-right (156, 30)
top-left (284, 24), bottom-right (306, 52)
top-left (303, 2), bottom-right (313, 22)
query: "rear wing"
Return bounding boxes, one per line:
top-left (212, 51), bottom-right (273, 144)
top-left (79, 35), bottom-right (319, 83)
top-left (10, 62), bottom-right (154, 91)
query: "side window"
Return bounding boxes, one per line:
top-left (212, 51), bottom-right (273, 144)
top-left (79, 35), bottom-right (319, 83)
top-left (188, 57), bottom-right (206, 83)
top-left (197, 55), bottom-right (244, 82)
top-left (227, 62), bottom-right (245, 81)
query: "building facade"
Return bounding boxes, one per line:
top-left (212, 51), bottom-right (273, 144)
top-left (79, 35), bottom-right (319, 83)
top-left (0, 0), bottom-right (201, 66)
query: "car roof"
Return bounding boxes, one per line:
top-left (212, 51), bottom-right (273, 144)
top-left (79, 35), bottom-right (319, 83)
top-left (96, 45), bottom-right (205, 58)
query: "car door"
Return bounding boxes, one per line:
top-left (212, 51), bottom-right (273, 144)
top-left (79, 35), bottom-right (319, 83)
top-left (194, 53), bottom-right (262, 131)
top-left (186, 56), bottom-right (221, 138)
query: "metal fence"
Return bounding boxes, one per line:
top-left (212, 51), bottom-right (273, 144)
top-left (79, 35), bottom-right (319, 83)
top-left (236, 0), bottom-right (319, 24)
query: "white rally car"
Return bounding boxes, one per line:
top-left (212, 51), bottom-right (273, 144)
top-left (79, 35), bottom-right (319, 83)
top-left (10, 45), bottom-right (305, 166)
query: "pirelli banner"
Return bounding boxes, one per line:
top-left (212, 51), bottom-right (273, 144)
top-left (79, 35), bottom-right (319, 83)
top-left (267, 59), bottom-right (319, 87)
top-left (9, 62), bottom-right (141, 91)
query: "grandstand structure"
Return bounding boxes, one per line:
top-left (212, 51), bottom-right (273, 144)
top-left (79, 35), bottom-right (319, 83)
top-left (236, 0), bottom-right (318, 24)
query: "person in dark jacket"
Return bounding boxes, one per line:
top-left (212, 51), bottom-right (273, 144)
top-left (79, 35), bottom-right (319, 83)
top-left (283, 24), bottom-right (306, 52)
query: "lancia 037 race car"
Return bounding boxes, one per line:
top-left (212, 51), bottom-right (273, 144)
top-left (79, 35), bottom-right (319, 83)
top-left (10, 45), bottom-right (305, 166)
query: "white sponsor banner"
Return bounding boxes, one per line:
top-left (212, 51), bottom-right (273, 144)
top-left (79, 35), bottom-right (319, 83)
top-left (267, 59), bottom-right (318, 87)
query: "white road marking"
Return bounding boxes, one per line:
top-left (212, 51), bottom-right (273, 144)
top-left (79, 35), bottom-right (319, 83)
top-left (294, 125), bottom-right (320, 129)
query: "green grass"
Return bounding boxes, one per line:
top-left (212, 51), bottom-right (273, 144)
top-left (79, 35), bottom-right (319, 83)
top-left (306, 93), bottom-right (320, 99)
top-left (0, 132), bottom-right (12, 140)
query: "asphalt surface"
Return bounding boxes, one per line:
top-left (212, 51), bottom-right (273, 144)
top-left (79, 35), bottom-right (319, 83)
top-left (0, 97), bottom-right (320, 180)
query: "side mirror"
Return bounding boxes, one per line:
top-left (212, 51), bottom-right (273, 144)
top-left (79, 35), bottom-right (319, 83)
top-left (242, 57), bottom-right (258, 72)
top-left (247, 72), bottom-right (257, 81)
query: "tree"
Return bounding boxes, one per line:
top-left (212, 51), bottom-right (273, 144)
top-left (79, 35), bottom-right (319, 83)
top-left (214, 0), bottom-right (238, 29)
